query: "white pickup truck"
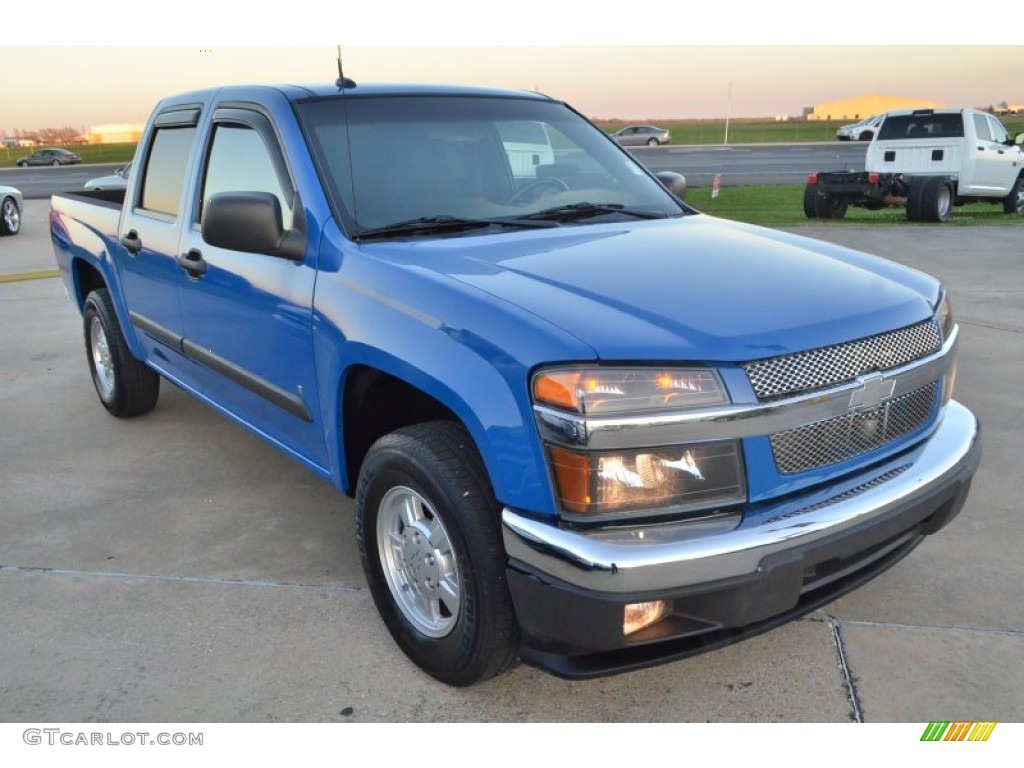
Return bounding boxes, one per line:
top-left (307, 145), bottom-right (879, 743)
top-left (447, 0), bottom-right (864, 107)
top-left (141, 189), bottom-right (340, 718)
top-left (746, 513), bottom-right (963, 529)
top-left (805, 108), bottom-right (1024, 222)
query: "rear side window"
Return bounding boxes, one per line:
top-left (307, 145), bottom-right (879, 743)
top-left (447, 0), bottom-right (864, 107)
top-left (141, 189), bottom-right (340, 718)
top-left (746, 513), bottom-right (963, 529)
top-left (140, 127), bottom-right (197, 216)
top-left (972, 114), bottom-right (992, 142)
top-left (877, 114), bottom-right (965, 140)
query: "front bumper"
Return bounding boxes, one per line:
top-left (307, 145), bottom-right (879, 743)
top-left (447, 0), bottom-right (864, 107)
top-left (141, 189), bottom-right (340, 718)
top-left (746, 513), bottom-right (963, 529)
top-left (502, 401), bottom-right (980, 679)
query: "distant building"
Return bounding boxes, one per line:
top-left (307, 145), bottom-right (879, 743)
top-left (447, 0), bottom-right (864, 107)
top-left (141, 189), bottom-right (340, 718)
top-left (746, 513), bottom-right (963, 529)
top-left (87, 123), bottom-right (145, 144)
top-left (805, 95), bottom-right (945, 121)
top-left (2, 138), bottom-right (37, 147)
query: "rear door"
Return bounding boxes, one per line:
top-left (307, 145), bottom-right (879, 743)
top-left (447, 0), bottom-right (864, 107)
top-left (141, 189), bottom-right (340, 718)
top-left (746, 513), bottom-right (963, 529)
top-left (118, 105), bottom-right (203, 390)
top-left (176, 106), bottom-right (327, 470)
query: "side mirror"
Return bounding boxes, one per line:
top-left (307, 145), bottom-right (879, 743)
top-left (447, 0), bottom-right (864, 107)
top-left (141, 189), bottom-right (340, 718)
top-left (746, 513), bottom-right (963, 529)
top-left (115, 167), bottom-right (126, 178)
top-left (201, 192), bottom-right (305, 260)
top-left (656, 171), bottom-right (687, 201)
top-left (1015, 132), bottom-right (1024, 146)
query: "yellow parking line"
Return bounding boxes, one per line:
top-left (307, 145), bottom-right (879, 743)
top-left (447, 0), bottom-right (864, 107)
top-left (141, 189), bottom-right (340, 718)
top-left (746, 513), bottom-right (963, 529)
top-left (0, 269), bottom-right (61, 283)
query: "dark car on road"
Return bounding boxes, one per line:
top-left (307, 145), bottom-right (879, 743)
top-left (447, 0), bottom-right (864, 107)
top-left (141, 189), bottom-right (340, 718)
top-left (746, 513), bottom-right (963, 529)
top-left (17, 148), bottom-right (82, 167)
top-left (610, 125), bottom-right (671, 146)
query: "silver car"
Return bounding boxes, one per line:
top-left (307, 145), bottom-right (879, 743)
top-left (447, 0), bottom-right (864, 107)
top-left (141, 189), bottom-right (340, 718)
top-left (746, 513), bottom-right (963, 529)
top-left (1, 185), bottom-right (23, 236)
top-left (836, 114), bottom-right (884, 142)
top-left (84, 162), bottom-right (132, 192)
top-left (610, 125), bottom-right (671, 146)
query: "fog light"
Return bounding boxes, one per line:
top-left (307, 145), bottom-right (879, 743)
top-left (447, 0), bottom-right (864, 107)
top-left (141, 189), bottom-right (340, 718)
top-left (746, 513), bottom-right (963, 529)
top-left (624, 600), bottom-right (669, 636)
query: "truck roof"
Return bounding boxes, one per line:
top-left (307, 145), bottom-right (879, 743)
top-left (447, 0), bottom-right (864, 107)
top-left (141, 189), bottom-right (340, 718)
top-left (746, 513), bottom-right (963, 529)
top-left (156, 82), bottom-right (558, 107)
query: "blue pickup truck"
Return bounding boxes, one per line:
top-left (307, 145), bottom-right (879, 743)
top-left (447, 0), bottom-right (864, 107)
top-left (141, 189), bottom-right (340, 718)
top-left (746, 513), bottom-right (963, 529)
top-left (50, 81), bottom-right (980, 686)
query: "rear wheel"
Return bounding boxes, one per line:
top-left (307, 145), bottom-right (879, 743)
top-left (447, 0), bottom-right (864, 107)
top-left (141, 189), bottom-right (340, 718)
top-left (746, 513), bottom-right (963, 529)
top-left (0, 196), bottom-right (19, 235)
top-left (803, 184), bottom-right (819, 219)
top-left (83, 288), bottom-right (160, 417)
top-left (812, 189), bottom-right (847, 219)
top-left (907, 177), bottom-right (953, 222)
top-left (647, 137), bottom-right (659, 146)
top-left (51, 159), bottom-right (60, 166)
top-left (355, 421), bottom-right (519, 686)
top-left (1004, 174), bottom-right (1024, 215)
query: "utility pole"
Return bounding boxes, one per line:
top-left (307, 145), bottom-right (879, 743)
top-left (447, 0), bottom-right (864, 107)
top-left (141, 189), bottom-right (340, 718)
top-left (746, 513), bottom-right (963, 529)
top-left (724, 80), bottom-right (733, 146)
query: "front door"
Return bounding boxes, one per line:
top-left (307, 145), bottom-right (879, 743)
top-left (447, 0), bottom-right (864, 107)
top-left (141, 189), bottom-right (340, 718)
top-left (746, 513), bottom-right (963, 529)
top-left (176, 108), bottom-right (327, 471)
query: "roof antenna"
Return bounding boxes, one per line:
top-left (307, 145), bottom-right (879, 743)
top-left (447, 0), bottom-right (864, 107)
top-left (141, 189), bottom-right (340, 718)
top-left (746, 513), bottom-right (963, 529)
top-left (336, 46), bottom-right (356, 89)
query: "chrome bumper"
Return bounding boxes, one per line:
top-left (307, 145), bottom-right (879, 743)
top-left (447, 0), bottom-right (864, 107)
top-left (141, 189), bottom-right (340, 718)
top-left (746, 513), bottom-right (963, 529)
top-left (503, 400), bottom-right (980, 595)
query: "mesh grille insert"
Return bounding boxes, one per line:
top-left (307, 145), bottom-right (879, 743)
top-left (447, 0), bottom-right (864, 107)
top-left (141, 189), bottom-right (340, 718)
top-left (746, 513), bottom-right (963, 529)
top-left (743, 320), bottom-right (941, 401)
top-left (770, 383), bottom-right (938, 474)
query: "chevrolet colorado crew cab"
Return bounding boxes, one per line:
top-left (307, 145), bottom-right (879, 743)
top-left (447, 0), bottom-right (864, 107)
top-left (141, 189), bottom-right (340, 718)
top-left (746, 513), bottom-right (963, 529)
top-left (806, 107), bottom-right (1024, 222)
top-left (51, 82), bottom-right (980, 686)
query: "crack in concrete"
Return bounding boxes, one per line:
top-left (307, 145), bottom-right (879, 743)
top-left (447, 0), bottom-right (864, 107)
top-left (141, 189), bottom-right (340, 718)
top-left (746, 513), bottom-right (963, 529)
top-left (0, 563), bottom-right (366, 593)
top-left (961, 320), bottom-right (1023, 335)
top-left (828, 616), bottom-right (863, 723)
top-left (839, 617), bottom-right (1023, 638)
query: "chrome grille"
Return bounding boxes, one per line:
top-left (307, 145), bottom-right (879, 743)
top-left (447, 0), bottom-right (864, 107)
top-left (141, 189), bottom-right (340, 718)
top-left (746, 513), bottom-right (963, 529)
top-left (743, 320), bottom-right (941, 401)
top-left (770, 383), bottom-right (938, 474)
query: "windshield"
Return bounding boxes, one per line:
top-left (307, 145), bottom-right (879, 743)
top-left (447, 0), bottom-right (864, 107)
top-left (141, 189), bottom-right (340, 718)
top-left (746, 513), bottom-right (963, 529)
top-left (297, 94), bottom-right (688, 240)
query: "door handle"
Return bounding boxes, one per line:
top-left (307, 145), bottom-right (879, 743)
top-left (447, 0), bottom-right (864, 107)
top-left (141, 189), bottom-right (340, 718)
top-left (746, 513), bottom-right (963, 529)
top-left (177, 249), bottom-right (208, 279)
top-left (120, 229), bottom-right (142, 255)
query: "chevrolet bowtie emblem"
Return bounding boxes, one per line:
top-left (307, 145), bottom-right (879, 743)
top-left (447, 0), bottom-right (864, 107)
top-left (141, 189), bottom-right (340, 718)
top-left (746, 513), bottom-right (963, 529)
top-left (849, 373), bottom-right (896, 409)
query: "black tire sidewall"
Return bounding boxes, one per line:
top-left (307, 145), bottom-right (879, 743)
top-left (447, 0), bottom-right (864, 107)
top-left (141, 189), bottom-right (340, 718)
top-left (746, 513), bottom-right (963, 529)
top-left (84, 292), bottom-right (122, 409)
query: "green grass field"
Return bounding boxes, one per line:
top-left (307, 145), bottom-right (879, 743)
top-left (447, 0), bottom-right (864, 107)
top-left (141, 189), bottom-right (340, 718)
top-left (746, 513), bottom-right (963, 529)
top-left (687, 184), bottom-right (1024, 227)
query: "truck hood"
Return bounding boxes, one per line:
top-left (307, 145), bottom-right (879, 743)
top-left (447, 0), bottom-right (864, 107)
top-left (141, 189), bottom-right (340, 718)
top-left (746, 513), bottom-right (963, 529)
top-left (367, 215), bottom-right (940, 363)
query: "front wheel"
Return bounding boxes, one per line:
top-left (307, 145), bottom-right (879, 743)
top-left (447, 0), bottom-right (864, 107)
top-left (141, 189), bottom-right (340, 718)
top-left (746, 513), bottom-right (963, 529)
top-left (51, 159), bottom-right (60, 166)
top-left (83, 288), bottom-right (160, 417)
top-left (647, 137), bottom-right (660, 146)
top-left (1004, 174), bottom-right (1024, 215)
top-left (355, 422), bottom-right (519, 686)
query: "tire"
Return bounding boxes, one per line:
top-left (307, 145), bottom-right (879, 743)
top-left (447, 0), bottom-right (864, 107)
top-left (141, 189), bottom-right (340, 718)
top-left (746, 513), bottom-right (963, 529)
top-left (0, 196), bottom-right (19, 235)
top-left (907, 177), bottom-right (952, 222)
top-left (811, 188), bottom-right (847, 219)
top-left (858, 131), bottom-right (874, 141)
top-left (355, 421), bottom-right (519, 686)
top-left (803, 184), bottom-right (819, 219)
top-left (1003, 174), bottom-right (1024, 215)
top-left (52, 159), bottom-right (60, 166)
top-left (647, 137), bottom-right (659, 146)
top-left (83, 288), bottom-right (160, 417)
top-left (17, 160), bottom-right (27, 167)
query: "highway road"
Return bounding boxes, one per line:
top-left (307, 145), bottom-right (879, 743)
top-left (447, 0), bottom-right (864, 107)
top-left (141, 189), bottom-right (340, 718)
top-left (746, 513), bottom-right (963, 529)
top-left (1, 143), bottom-right (869, 199)
top-left (634, 142), bottom-right (868, 187)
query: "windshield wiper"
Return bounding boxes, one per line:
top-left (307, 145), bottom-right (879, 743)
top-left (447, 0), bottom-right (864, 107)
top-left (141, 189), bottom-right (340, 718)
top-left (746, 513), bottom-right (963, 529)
top-left (355, 215), bottom-right (555, 242)
top-left (512, 202), bottom-right (669, 223)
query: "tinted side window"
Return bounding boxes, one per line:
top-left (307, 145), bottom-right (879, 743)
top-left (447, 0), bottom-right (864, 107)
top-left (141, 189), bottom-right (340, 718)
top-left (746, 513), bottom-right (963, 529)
top-left (140, 127), bottom-right (197, 216)
top-left (878, 114), bottom-right (965, 140)
top-left (201, 124), bottom-right (293, 230)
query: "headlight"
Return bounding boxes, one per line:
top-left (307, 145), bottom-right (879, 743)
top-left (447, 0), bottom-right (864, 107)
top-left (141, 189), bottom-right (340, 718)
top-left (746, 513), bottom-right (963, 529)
top-left (533, 367), bottom-right (728, 415)
top-left (936, 291), bottom-right (954, 342)
top-left (547, 441), bottom-right (746, 519)
top-left (533, 366), bottom-right (745, 521)
top-left (935, 292), bottom-right (956, 405)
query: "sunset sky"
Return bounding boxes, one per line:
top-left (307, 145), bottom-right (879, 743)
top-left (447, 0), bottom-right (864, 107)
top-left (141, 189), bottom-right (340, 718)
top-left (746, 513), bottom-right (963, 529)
top-left (2, 6), bottom-right (1017, 132)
